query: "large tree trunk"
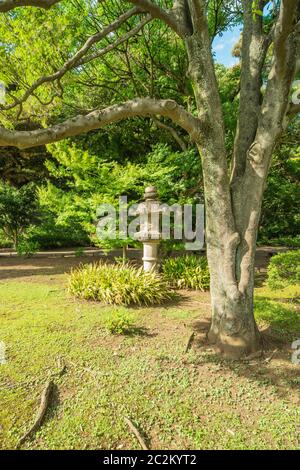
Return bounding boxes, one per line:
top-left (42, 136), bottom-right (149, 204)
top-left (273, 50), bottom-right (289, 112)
top-left (201, 144), bottom-right (263, 358)
top-left (181, 0), bottom-right (299, 358)
top-left (182, 8), bottom-right (263, 357)
top-left (206, 236), bottom-right (262, 358)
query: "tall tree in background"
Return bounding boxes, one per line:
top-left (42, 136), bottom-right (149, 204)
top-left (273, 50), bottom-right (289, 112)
top-left (0, 0), bottom-right (299, 357)
top-left (0, 182), bottom-right (40, 249)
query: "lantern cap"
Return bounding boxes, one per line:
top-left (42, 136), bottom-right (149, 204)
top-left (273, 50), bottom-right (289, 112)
top-left (144, 185), bottom-right (157, 200)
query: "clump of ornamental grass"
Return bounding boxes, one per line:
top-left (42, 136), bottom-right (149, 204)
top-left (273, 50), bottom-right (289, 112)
top-left (162, 255), bottom-right (210, 291)
top-left (68, 262), bottom-right (174, 306)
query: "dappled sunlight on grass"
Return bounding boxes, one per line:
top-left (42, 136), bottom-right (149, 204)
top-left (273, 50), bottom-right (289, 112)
top-left (254, 284), bottom-right (300, 338)
top-left (0, 279), bottom-right (299, 450)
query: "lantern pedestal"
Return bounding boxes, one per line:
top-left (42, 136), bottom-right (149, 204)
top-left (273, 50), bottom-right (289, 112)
top-left (142, 241), bottom-right (160, 272)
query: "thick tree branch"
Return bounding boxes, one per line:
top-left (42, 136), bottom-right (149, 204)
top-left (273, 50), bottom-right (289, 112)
top-left (126, 0), bottom-right (187, 37)
top-left (0, 0), bottom-right (60, 12)
top-left (173, 0), bottom-right (193, 36)
top-left (259, 0), bottom-right (300, 135)
top-left (0, 7), bottom-right (144, 111)
top-left (186, 0), bottom-right (206, 34)
top-left (0, 0), bottom-right (183, 39)
top-left (185, 0), bottom-right (225, 146)
top-left (231, 0), bottom-right (300, 293)
top-left (231, 0), bottom-right (269, 183)
top-left (0, 98), bottom-right (202, 149)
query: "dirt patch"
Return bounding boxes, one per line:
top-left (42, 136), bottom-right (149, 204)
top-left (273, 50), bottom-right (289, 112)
top-left (0, 254), bottom-right (104, 282)
top-left (0, 246), bottom-right (282, 283)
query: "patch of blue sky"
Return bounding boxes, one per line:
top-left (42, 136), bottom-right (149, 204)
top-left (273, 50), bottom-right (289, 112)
top-left (212, 26), bottom-right (241, 67)
top-left (212, 1), bottom-right (275, 67)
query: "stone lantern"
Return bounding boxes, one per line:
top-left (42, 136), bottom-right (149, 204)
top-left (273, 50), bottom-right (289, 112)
top-left (135, 186), bottom-right (162, 272)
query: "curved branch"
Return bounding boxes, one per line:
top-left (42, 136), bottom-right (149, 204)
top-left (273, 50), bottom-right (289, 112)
top-left (1, 0), bottom-right (187, 37)
top-left (0, 0), bottom-right (60, 12)
top-left (0, 98), bottom-right (202, 149)
top-left (125, 0), bottom-right (187, 37)
top-left (231, 0), bottom-right (270, 183)
top-left (0, 7), bottom-right (143, 111)
top-left (258, 0), bottom-right (300, 134)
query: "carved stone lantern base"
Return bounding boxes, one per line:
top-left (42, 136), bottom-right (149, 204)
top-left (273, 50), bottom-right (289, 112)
top-left (142, 240), bottom-right (160, 272)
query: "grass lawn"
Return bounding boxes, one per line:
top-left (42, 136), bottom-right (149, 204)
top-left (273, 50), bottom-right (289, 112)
top-left (0, 261), bottom-right (299, 450)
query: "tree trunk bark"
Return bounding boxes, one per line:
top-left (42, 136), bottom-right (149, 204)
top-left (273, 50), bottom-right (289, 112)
top-left (182, 4), bottom-right (265, 358)
top-left (207, 239), bottom-right (262, 358)
top-left (13, 232), bottom-right (19, 251)
top-left (202, 142), bottom-right (267, 358)
top-left (198, 142), bottom-right (263, 358)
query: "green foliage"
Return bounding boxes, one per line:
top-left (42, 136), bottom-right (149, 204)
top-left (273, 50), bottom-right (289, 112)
top-left (215, 64), bottom-right (240, 152)
top-left (24, 184), bottom-right (90, 248)
top-left (43, 142), bottom-right (203, 252)
top-left (0, 182), bottom-right (40, 248)
top-left (69, 262), bottom-right (173, 306)
top-left (27, 216), bottom-right (89, 249)
top-left (0, 139), bottom-right (51, 187)
top-left (207, 0), bottom-right (241, 37)
top-left (255, 284), bottom-right (300, 338)
top-left (0, 0), bottom-right (190, 126)
top-left (16, 239), bottom-right (40, 257)
top-left (146, 144), bottom-right (203, 205)
top-left (47, 142), bottom-right (202, 206)
top-left (267, 250), bottom-right (300, 289)
top-left (258, 236), bottom-right (300, 248)
top-left (0, 0), bottom-right (297, 250)
top-left (103, 308), bottom-right (135, 335)
top-left (162, 255), bottom-right (210, 291)
top-left (259, 124), bottom-right (300, 241)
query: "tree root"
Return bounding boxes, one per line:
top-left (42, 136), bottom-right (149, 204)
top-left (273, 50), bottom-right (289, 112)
top-left (263, 349), bottom-right (278, 363)
top-left (16, 357), bottom-right (66, 449)
top-left (124, 417), bottom-right (149, 450)
top-left (184, 332), bottom-right (195, 354)
top-left (17, 380), bottom-right (54, 448)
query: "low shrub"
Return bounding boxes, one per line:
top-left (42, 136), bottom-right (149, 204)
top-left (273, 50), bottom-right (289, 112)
top-left (258, 236), bottom-right (300, 248)
top-left (69, 262), bottom-right (173, 306)
top-left (28, 221), bottom-right (89, 249)
top-left (104, 309), bottom-right (135, 335)
top-left (17, 240), bottom-right (40, 257)
top-left (162, 255), bottom-right (210, 290)
top-left (267, 250), bottom-right (300, 289)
